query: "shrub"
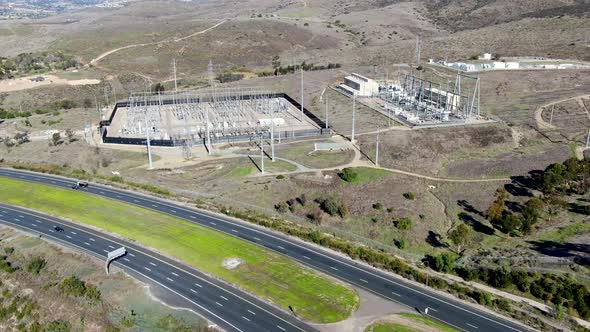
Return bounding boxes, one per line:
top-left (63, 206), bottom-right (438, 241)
top-left (403, 192), bottom-right (415, 200)
top-left (430, 252), bottom-right (457, 273)
top-left (320, 196), bottom-right (340, 216)
top-left (25, 257), bottom-right (46, 275)
top-left (395, 239), bottom-right (407, 249)
top-left (44, 320), bottom-right (70, 332)
top-left (297, 194), bottom-right (307, 206)
top-left (275, 202), bottom-right (289, 213)
top-left (472, 290), bottom-right (492, 306)
top-left (340, 168), bottom-right (358, 182)
top-left (276, 174), bottom-right (285, 180)
top-left (373, 202), bottom-right (383, 210)
top-left (394, 217), bottom-right (412, 231)
top-left (4, 247), bottom-right (14, 254)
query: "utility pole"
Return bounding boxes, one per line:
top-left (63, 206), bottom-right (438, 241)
top-left (173, 58), bottom-right (178, 92)
top-left (325, 94), bottom-right (329, 130)
top-left (586, 129), bottom-right (590, 149)
top-left (260, 136), bottom-right (265, 174)
top-left (375, 128), bottom-right (380, 167)
top-left (351, 94), bottom-right (356, 143)
top-left (549, 105), bottom-right (554, 126)
top-left (415, 33), bottom-right (422, 66)
top-left (300, 66), bottom-right (304, 122)
top-left (270, 101), bottom-right (275, 162)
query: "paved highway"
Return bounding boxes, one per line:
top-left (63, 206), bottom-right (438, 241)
top-left (0, 168), bottom-right (530, 332)
top-left (0, 203), bottom-right (313, 332)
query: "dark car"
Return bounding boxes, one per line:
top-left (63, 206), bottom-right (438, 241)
top-left (54, 226), bottom-right (64, 232)
top-left (77, 181), bottom-right (89, 187)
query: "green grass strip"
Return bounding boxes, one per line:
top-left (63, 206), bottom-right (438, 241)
top-left (0, 177), bottom-right (358, 323)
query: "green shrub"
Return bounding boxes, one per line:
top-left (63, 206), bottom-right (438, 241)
top-left (44, 320), bottom-right (70, 332)
top-left (4, 246), bottom-right (14, 254)
top-left (373, 202), bottom-right (383, 210)
top-left (394, 217), bottom-right (412, 230)
top-left (472, 290), bottom-right (492, 306)
top-left (340, 168), bottom-right (358, 183)
top-left (25, 257), bottom-right (46, 275)
top-left (395, 239), bottom-right (407, 249)
top-left (430, 252), bottom-right (457, 273)
top-left (403, 192), bottom-right (415, 200)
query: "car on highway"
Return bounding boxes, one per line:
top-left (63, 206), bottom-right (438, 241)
top-left (53, 226), bottom-right (64, 232)
top-left (72, 180), bottom-right (89, 189)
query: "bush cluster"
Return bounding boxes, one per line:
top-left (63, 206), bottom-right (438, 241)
top-left (59, 276), bottom-right (101, 302)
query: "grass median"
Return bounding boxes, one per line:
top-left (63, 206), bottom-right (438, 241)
top-left (0, 176), bottom-right (359, 323)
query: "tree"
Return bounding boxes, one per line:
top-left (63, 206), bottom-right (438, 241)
top-left (271, 55), bottom-right (281, 69)
top-left (486, 188), bottom-right (507, 223)
top-left (521, 197), bottom-right (544, 234)
top-left (50, 132), bottom-right (61, 146)
top-left (431, 252), bottom-right (457, 273)
top-left (541, 163), bottom-right (567, 193)
top-left (449, 224), bottom-right (470, 253)
top-left (153, 82), bottom-right (165, 92)
top-left (65, 128), bottom-right (75, 143)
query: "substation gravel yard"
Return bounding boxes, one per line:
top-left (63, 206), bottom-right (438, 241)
top-left (0, 176), bottom-right (359, 324)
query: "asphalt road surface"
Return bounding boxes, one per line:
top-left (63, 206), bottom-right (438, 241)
top-left (0, 168), bottom-right (530, 332)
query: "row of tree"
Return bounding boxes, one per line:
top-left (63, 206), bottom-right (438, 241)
top-left (0, 52), bottom-right (79, 79)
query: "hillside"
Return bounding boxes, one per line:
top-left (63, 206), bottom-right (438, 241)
top-left (422, 0), bottom-right (590, 31)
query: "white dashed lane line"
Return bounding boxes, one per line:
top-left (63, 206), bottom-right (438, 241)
top-left (35, 220), bottom-right (42, 224)
top-left (128, 253), bottom-right (135, 257)
top-left (231, 229), bottom-right (238, 233)
top-left (108, 245), bottom-right (115, 249)
top-left (123, 258), bottom-right (130, 262)
top-left (360, 278), bottom-right (369, 283)
top-left (277, 325), bottom-right (286, 331)
top-left (66, 235), bottom-right (72, 239)
top-left (253, 237), bottom-right (261, 241)
top-left (302, 256), bottom-right (311, 260)
top-left (215, 302), bottom-right (223, 307)
top-left (210, 222), bottom-right (217, 226)
top-left (70, 231), bottom-right (77, 235)
top-left (89, 238), bottom-right (95, 242)
top-left (391, 291), bottom-right (401, 297)
top-left (194, 283), bottom-right (203, 288)
top-left (144, 267), bottom-right (151, 271)
top-left (220, 295), bottom-right (228, 301)
top-left (166, 277), bottom-right (174, 282)
top-left (466, 323), bottom-right (478, 329)
top-left (103, 250), bottom-right (109, 253)
top-left (171, 272), bottom-right (179, 277)
top-left (277, 246), bottom-right (285, 250)
top-left (14, 218), bottom-right (20, 222)
top-left (31, 223), bottom-right (37, 227)
top-left (84, 242), bottom-right (90, 246)
top-left (190, 288), bottom-right (198, 294)
top-left (247, 310), bottom-right (256, 315)
top-left (189, 216), bottom-right (196, 219)
top-left (149, 262), bottom-right (157, 267)
top-left (330, 266), bottom-right (338, 271)
top-left (242, 316), bottom-right (250, 322)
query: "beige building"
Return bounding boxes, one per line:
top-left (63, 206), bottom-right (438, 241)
top-left (340, 73), bottom-right (380, 97)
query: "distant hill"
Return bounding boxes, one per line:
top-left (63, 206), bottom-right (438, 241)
top-left (422, 0), bottom-right (590, 31)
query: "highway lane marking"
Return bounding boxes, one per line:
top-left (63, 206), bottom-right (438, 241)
top-left (18, 215), bottom-right (24, 218)
top-left (108, 245), bottom-right (115, 249)
top-left (209, 222), bottom-right (217, 226)
top-left (66, 235), bottom-right (72, 239)
top-left (134, 199), bottom-right (140, 203)
top-left (220, 295), bottom-right (228, 301)
top-left (253, 237), bottom-right (261, 241)
top-left (360, 278), bottom-right (369, 283)
top-left (190, 216), bottom-right (196, 219)
top-left (152, 204), bottom-right (158, 208)
top-left (35, 220), bottom-right (42, 223)
top-left (166, 277), bottom-right (174, 282)
top-left (466, 323), bottom-right (478, 329)
top-left (171, 210), bottom-right (177, 213)
top-left (0, 183), bottom-right (308, 332)
top-left (247, 310), bottom-right (256, 315)
top-left (330, 266), bottom-right (338, 271)
top-left (128, 253), bottom-right (135, 257)
top-left (50, 181), bottom-right (56, 184)
top-left (149, 262), bottom-right (157, 266)
top-left (70, 231), bottom-right (77, 235)
top-left (123, 258), bottom-right (130, 262)
top-left (303, 255), bottom-right (311, 260)
top-left (190, 288), bottom-right (198, 294)
top-left (31, 223), bottom-right (37, 227)
top-left (430, 308), bottom-right (438, 312)
top-left (171, 272), bottom-right (179, 277)
top-left (231, 229), bottom-right (238, 233)
top-left (89, 238), bottom-right (95, 242)
top-left (103, 250), bottom-right (109, 253)
top-left (277, 325), bottom-right (286, 331)
top-left (116, 195), bottom-right (122, 198)
top-left (391, 291), bottom-right (401, 297)
top-left (215, 301), bottom-right (223, 307)
top-left (84, 242), bottom-right (90, 246)
top-left (99, 191), bottom-right (105, 194)
top-left (277, 246), bottom-right (285, 250)
top-left (144, 267), bottom-right (151, 271)
top-left (194, 283), bottom-right (203, 288)
top-left (14, 218), bottom-right (20, 222)
top-left (241, 316), bottom-right (250, 322)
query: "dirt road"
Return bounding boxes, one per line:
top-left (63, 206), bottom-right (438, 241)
top-left (89, 20), bottom-right (227, 66)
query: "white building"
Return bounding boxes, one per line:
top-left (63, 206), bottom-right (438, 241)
top-left (482, 53), bottom-right (493, 60)
top-left (340, 73), bottom-right (380, 97)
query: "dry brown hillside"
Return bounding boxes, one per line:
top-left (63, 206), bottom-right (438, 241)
top-left (422, 0), bottom-right (590, 31)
